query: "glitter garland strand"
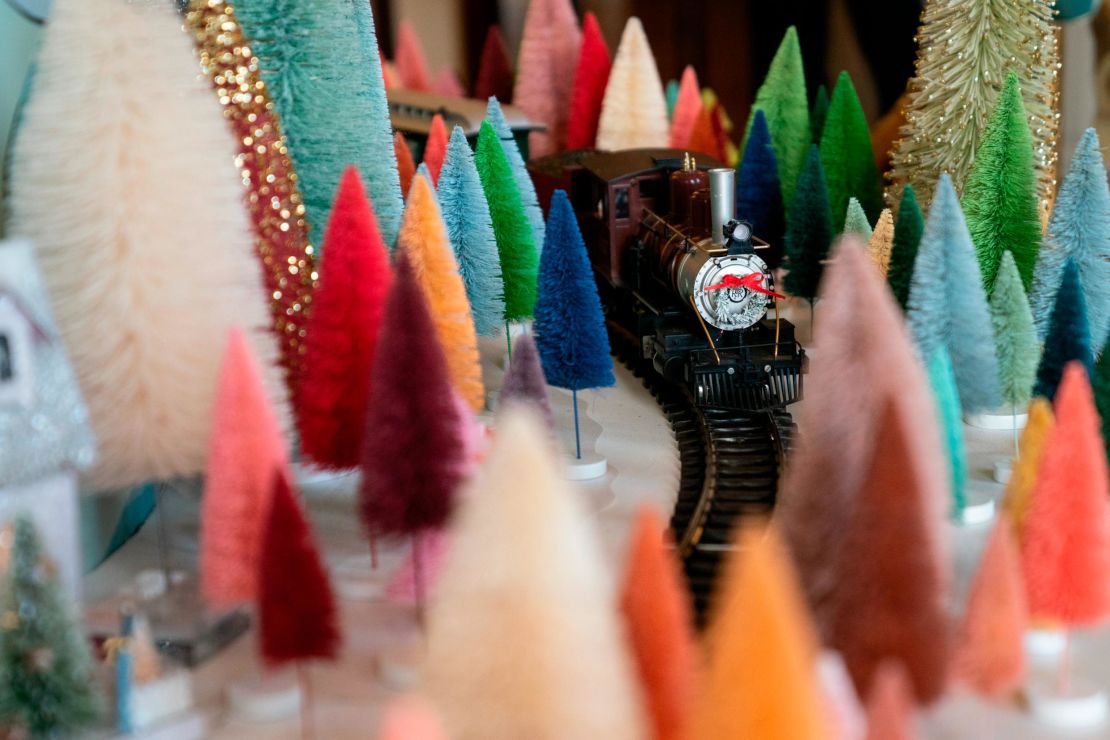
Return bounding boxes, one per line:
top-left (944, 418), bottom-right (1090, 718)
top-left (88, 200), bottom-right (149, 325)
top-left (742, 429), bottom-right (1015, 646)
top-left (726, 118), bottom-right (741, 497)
top-left (185, 0), bottom-right (317, 399)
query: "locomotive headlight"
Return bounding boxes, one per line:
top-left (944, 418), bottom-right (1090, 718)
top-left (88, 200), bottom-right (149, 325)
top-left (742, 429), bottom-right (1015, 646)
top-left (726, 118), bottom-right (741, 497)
top-left (690, 253), bottom-right (772, 331)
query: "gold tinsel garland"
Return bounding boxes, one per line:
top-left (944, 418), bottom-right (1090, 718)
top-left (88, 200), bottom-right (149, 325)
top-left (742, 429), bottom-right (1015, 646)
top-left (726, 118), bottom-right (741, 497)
top-left (185, 0), bottom-right (318, 392)
top-left (888, 0), bottom-right (1060, 222)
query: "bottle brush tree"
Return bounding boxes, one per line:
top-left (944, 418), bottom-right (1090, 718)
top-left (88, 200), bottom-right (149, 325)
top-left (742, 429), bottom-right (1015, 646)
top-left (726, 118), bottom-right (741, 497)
top-left (201, 329), bottom-right (289, 606)
top-left (886, 184), bottom-right (925, 311)
top-left (999, 397), bottom-right (1054, 542)
top-left (669, 65), bottom-right (702, 150)
top-left (423, 408), bottom-right (646, 739)
top-left (783, 145), bottom-right (833, 302)
top-left (394, 20), bottom-right (433, 91)
top-left (565, 11), bottom-right (611, 150)
top-left (473, 25), bottom-right (513, 104)
top-left (596, 17), bottom-right (670, 151)
top-left (394, 131), bottom-right (416, 198)
top-left (436, 125), bottom-right (506, 336)
top-left (1022, 363), bottom-right (1110, 626)
top-left (990, 251), bottom-right (1039, 446)
top-left (499, 334), bottom-right (555, 432)
top-left (863, 662), bottom-right (916, 740)
top-left (868, 208), bottom-right (894, 276)
top-left (927, 347), bottom-right (967, 519)
top-left (533, 189), bottom-right (616, 458)
top-left (474, 120), bottom-right (540, 324)
top-left (512, 0), bottom-right (580, 156)
top-left (741, 26), bottom-right (810, 212)
top-left (843, 197), bottom-right (872, 240)
top-left (377, 695), bottom-right (449, 740)
top-left (297, 167), bottom-right (392, 469)
top-left (396, 175), bottom-right (485, 411)
top-left (736, 109), bottom-right (785, 267)
top-left (954, 522), bottom-right (1027, 699)
top-left (1030, 128), bottom-right (1110, 346)
top-left (486, 98), bottom-right (546, 253)
top-left (960, 73), bottom-right (1042, 294)
top-left (690, 524), bottom-right (827, 739)
top-left (1033, 259), bottom-right (1093, 402)
top-left (619, 507), bottom-right (698, 740)
top-left (422, 114), bottom-right (448, 186)
top-left (907, 174), bottom-right (1001, 412)
top-left (234, 0), bottom-right (403, 247)
top-left (0, 516), bottom-right (99, 737)
top-left (820, 71), bottom-right (882, 227)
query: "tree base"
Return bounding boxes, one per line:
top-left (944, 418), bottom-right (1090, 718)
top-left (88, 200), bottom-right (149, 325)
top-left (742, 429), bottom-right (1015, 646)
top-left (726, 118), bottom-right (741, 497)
top-left (290, 461), bottom-right (359, 493)
top-left (376, 638), bottom-right (425, 690)
top-left (226, 671), bottom-right (302, 722)
top-left (1025, 628), bottom-right (1067, 661)
top-left (955, 488), bottom-right (995, 527)
top-left (565, 452), bottom-right (607, 480)
top-left (1027, 675), bottom-right (1109, 729)
top-left (993, 459), bottom-right (1012, 484)
top-left (964, 410), bottom-right (1028, 430)
top-left (127, 670), bottom-right (196, 733)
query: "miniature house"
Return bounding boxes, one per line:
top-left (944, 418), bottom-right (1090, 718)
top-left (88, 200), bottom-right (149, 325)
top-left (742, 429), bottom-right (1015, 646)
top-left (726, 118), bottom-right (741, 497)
top-left (0, 239), bottom-right (96, 599)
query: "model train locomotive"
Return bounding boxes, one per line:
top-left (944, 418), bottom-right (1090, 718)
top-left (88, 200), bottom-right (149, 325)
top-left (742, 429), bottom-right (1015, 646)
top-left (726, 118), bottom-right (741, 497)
top-left (529, 148), bottom-right (805, 617)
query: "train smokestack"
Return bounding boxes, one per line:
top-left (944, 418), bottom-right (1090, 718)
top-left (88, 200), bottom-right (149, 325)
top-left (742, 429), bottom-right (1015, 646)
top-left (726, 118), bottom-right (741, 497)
top-left (708, 168), bottom-right (735, 246)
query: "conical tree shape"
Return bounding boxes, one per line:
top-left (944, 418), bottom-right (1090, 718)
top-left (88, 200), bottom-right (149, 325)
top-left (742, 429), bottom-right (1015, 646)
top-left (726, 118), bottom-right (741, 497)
top-left (736, 110), bottom-right (785, 267)
top-left (1033, 259), bottom-right (1093, 401)
top-left (777, 241), bottom-right (948, 648)
top-left (669, 66), bottom-right (702, 149)
top-left (565, 11), bottom-right (612, 150)
top-left (433, 66), bottom-right (465, 98)
top-left (1031, 128), bottom-right (1110, 345)
top-left (234, 0), bottom-right (403, 247)
top-left (500, 334), bottom-right (555, 432)
top-left (8, 0), bottom-right (285, 490)
top-left (843, 197), bottom-right (872, 240)
top-left (0, 516), bottom-right (99, 737)
top-left (1022, 363), bottom-right (1110, 625)
top-left (1096, 351), bottom-right (1110, 467)
top-left (596, 17), bottom-right (669, 150)
top-left (534, 190), bottom-right (615, 391)
top-left (1000, 397), bottom-right (1055, 541)
top-left (486, 98), bottom-right (546, 253)
top-left (513, 0), bottom-right (580, 156)
top-left (820, 72), bottom-right (882, 228)
top-left (424, 408), bottom-right (646, 739)
top-left (961, 73), bottom-right (1041, 294)
top-left (783, 145), bottom-right (833, 300)
top-left (887, 184), bottom-right (925, 310)
top-left (397, 175), bottom-right (485, 410)
top-left (297, 168), bottom-right (392, 468)
top-left (868, 208), bottom-right (894, 276)
top-left (741, 27), bottom-right (810, 212)
top-left (475, 119), bottom-right (540, 321)
top-left (888, 0), bottom-right (1058, 217)
top-left (991, 251), bottom-right (1039, 409)
top-left (395, 20), bottom-right (432, 92)
top-left (422, 114), bottom-right (449, 186)
top-left (395, 131), bottom-right (416, 197)
top-left (377, 695), bottom-right (449, 740)
top-left (688, 103), bottom-right (725, 163)
top-left (437, 126), bottom-right (505, 336)
top-left (665, 79), bottom-right (679, 120)
top-left (619, 507), bottom-right (698, 740)
top-left (201, 330), bottom-right (288, 606)
top-left (863, 662), bottom-right (917, 740)
top-left (954, 522), bottom-right (1027, 699)
top-left (474, 25), bottom-right (513, 104)
top-left (907, 175), bottom-right (1001, 412)
top-left (828, 399), bottom-right (951, 704)
top-left (927, 347), bottom-right (967, 517)
top-left (690, 523), bottom-right (827, 739)
top-left (385, 528), bottom-right (451, 605)
top-left (360, 254), bottom-right (467, 536)
top-left (259, 471), bottom-right (340, 666)
top-left (811, 84), bottom-right (829, 144)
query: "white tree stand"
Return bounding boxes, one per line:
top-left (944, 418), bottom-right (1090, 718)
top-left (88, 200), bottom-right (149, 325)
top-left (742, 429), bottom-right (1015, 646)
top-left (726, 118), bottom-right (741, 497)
top-left (565, 452), bottom-right (608, 480)
top-left (1025, 628), bottom-right (1068, 661)
top-left (965, 410), bottom-right (1028, 430)
top-left (1027, 675), bottom-right (1109, 729)
top-left (956, 487), bottom-right (996, 527)
top-left (227, 671), bottom-right (302, 722)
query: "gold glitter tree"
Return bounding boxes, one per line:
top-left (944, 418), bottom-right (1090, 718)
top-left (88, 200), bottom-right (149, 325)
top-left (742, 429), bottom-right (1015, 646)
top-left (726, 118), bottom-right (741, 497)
top-left (887, 0), bottom-right (1060, 221)
top-left (185, 0), bottom-right (317, 402)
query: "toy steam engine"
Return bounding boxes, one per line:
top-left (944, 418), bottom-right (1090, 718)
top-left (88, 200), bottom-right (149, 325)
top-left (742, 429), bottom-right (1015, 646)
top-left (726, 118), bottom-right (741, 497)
top-left (530, 149), bottom-right (805, 618)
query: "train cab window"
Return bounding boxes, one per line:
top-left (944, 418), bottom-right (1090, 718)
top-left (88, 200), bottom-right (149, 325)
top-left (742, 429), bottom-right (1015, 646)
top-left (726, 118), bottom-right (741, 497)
top-left (638, 177), bottom-right (662, 201)
top-left (614, 186), bottom-right (630, 220)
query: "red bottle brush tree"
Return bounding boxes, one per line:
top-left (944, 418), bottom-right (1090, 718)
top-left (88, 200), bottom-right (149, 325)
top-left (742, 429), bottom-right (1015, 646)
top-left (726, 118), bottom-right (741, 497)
top-left (565, 11), bottom-right (612, 150)
top-left (258, 471), bottom-right (340, 666)
top-left (863, 662), bottom-right (917, 740)
top-left (394, 132), bottom-right (416, 198)
top-left (360, 254), bottom-right (467, 604)
top-left (1021, 362), bottom-right (1110, 626)
top-left (954, 522), bottom-right (1027, 699)
top-left (422, 114), bottom-right (449, 186)
top-left (827, 399), bottom-right (951, 705)
top-left (473, 25), bottom-right (513, 103)
top-left (668, 65), bottom-right (701, 150)
top-left (394, 20), bottom-right (432, 92)
top-left (619, 507), bottom-right (699, 740)
top-left (297, 167), bottom-right (392, 469)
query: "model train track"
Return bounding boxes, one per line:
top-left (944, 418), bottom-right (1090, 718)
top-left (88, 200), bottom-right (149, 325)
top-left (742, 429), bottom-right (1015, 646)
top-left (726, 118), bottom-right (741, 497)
top-left (612, 336), bottom-right (794, 622)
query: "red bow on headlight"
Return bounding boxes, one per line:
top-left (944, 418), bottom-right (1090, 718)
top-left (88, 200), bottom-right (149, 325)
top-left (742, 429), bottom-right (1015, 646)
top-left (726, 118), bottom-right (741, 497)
top-left (703, 272), bottom-right (785, 299)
